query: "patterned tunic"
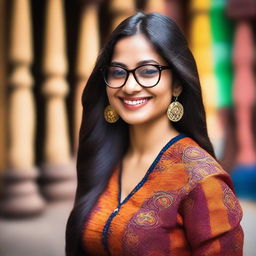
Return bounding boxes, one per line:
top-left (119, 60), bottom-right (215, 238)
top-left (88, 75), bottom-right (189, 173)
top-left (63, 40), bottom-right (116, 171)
top-left (82, 134), bottom-right (244, 255)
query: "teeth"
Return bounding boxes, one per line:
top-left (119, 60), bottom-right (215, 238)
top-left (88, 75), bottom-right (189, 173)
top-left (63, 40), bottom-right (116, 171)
top-left (123, 99), bottom-right (147, 105)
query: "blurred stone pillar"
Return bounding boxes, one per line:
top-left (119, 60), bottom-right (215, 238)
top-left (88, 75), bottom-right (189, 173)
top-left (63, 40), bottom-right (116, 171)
top-left (0, 0), bottom-right (7, 175)
top-left (41, 0), bottom-right (76, 202)
top-left (209, 0), bottom-right (235, 172)
top-left (165, 0), bottom-right (187, 32)
top-left (144, 0), bottom-right (166, 15)
top-left (189, 0), bottom-right (221, 146)
top-left (74, 2), bottom-right (100, 153)
top-left (0, 0), bottom-right (45, 217)
top-left (227, 0), bottom-right (256, 200)
top-left (109, 0), bottom-right (135, 30)
top-left (232, 23), bottom-right (255, 163)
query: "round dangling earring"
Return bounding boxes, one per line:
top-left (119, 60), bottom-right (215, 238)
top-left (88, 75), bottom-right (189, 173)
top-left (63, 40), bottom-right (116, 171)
top-left (167, 96), bottom-right (184, 122)
top-left (104, 105), bottom-right (120, 123)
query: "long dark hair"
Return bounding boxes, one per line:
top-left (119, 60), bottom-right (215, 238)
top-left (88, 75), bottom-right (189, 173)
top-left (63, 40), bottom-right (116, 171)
top-left (65, 12), bottom-right (215, 255)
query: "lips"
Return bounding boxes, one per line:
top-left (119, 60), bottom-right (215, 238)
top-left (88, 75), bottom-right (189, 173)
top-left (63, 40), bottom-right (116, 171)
top-left (118, 96), bottom-right (152, 109)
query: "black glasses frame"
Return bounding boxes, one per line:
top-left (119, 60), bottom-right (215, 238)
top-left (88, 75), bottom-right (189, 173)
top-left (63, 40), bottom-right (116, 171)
top-left (103, 64), bottom-right (170, 88)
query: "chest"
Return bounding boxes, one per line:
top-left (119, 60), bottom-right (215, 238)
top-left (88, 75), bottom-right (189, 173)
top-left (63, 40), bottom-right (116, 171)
top-left (120, 160), bottom-right (151, 203)
top-left (83, 169), bottom-right (188, 256)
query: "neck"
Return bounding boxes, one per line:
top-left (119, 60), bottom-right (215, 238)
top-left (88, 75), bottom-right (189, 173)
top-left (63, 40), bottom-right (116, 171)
top-left (128, 117), bottom-right (179, 157)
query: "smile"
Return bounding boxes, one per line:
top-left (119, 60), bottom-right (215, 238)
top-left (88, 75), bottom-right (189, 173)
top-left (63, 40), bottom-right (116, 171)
top-left (124, 99), bottom-right (147, 105)
top-left (118, 96), bottom-right (152, 110)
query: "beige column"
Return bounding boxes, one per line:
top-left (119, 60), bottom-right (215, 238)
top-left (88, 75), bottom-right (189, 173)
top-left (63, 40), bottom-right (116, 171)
top-left (109, 0), bottom-right (135, 30)
top-left (0, 0), bottom-right (45, 217)
top-left (144, 0), bottom-right (167, 15)
top-left (74, 3), bottom-right (100, 152)
top-left (41, 0), bottom-right (76, 201)
top-left (0, 0), bottom-right (7, 174)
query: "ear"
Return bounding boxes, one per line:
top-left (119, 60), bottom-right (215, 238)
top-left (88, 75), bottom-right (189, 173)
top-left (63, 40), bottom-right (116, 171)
top-left (172, 84), bottom-right (183, 97)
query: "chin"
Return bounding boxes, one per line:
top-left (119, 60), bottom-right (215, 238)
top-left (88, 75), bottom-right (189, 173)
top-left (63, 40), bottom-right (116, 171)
top-left (122, 119), bottom-right (147, 125)
top-left (119, 113), bottom-right (161, 126)
top-left (119, 114), bottom-right (148, 125)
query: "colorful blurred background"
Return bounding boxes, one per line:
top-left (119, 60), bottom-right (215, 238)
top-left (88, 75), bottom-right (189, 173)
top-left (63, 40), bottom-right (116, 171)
top-left (0, 0), bottom-right (255, 255)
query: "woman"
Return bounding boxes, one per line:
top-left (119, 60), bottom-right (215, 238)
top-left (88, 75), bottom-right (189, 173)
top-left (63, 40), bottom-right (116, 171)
top-left (66, 12), bottom-right (243, 256)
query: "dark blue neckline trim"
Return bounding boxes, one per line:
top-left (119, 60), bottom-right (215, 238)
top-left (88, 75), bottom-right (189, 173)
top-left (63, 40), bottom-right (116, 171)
top-left (118, 133), bottom-right (186, 206)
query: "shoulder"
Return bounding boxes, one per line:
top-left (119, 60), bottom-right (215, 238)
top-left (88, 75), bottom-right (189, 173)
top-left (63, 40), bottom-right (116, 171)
top-left (164, 136), bottom-right (233, 192)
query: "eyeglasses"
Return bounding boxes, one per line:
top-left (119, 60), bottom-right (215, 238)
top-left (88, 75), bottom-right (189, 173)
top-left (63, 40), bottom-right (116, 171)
top-left (103, 64), bottom-right (170, 88)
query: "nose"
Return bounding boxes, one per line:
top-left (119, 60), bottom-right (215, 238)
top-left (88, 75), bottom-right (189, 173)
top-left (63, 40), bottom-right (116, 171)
top-left (121, 72), bottom-right (142, 94)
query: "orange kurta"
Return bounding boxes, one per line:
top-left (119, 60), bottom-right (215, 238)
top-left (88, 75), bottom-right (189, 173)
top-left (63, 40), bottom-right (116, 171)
top-left (82, 135), bottom-right (243, 255)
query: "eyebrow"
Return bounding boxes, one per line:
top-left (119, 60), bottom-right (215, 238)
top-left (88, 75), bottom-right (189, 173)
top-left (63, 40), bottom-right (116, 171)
top-left (110, 59), bottom-right (160, 68)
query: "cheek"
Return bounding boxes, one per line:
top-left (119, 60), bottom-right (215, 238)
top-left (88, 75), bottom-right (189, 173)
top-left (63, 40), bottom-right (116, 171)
top-left (152, 83), bottom-right (172, 104)
top-left (155, 91), bottom-right (172, 110)
top-left (106, 88), bottom-right (114, 104)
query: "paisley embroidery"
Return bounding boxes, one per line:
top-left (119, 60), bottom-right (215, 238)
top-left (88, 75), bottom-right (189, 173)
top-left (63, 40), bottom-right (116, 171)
top-left (131, 191), bottom-right (176, 229)
top-left (223, 188), bottom-right (237, 209)
top-left (153, 191), bottom-right (175, 209)
top-left (189, 162), bottom-right (217, 181)
top-left (183, 146), bottom-right (207, 161)
top-left (133, 210), bottom-right (159, 228)
top-left (180, 146), bottom-right (225, 196)
top-left (223, 187), bottom-right (243, 224)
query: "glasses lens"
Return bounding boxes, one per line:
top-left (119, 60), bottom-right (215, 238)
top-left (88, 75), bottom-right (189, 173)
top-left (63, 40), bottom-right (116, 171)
top-left (105, 66), bottom-right (127, 88)
top-left (135, 65), bottom-right (160, 87)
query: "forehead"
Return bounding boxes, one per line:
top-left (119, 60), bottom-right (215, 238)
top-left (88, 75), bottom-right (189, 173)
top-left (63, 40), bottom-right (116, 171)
top-left (111, 34), bottom-right (167, 67)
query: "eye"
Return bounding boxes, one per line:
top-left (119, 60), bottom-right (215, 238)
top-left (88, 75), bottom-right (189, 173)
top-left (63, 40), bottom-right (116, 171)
top-left (108, 67), bottom-right (126, 79)
top-left (137, 65), bottom-right (159, 78)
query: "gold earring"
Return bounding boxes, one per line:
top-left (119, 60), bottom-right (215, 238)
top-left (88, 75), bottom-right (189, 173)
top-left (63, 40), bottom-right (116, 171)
top-left (167, 96), bottom-right (184, 122)
top-left (104, 105), bottom-right (119, 123)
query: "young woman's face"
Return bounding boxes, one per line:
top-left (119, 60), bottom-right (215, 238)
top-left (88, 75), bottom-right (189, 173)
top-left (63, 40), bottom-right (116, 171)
top-left (106, 34), bottom-right (181, 125)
